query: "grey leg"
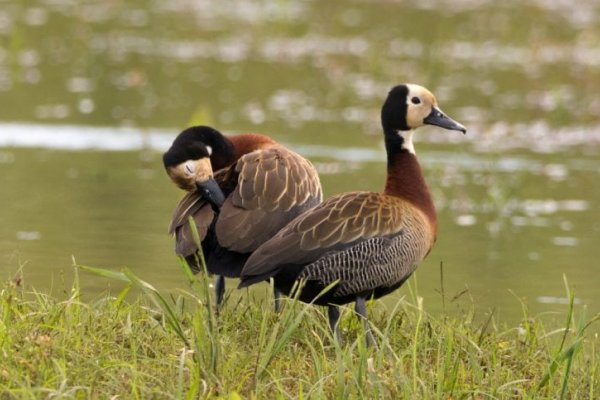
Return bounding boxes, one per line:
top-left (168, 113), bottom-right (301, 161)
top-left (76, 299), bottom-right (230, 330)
top-left (273, 286), bottom-right (282, 313)
top-left (215, 275), bottom-right (225, 313)
top-left (355, 296), bottom-right (376, 348)
top-left (328, 305), bottom-right (343, 344)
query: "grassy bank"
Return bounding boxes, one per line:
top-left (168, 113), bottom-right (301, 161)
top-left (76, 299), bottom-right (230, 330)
top-left (1, 265), bottom-right (598, 399)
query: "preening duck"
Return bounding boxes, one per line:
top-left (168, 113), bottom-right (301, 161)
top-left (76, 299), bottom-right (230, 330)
top-left (163, 126), bottom-right (323, 309)
top-left (239, 84), bottom-right (466, 345)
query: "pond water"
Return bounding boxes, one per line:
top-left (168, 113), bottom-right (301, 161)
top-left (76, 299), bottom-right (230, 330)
top-left (0, 0), bottom-right (599, 326)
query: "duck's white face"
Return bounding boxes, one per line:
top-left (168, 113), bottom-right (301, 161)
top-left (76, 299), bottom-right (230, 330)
top-left (405, 83), bottom-right (438, 129)
top-left (398, 83), bottom-right (466, 154)
top-left (166, 157), bottom-right (214, 191)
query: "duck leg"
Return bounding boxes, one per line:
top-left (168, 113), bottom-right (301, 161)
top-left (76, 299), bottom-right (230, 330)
top-left (355, 296), bottom-right (376, 348)
top-left (273, 286), bottom-right (282, 313)
top-left (215, 275), bottom-right (225, 313)
top-left (328, 305), bottom-right (343, 344)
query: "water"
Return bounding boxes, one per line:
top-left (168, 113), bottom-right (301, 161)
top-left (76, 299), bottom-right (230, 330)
top-left (0, 0), bottom-right (599, 325)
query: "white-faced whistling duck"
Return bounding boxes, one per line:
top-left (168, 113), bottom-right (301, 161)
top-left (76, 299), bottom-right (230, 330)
top-left (239, 84), bottom-right (466, 346)
top-left (163, 126), bottom-right (323, 310)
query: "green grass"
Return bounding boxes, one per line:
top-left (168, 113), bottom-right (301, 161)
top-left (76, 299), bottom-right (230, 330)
top-left (1, 265), bottom-right (598, 399)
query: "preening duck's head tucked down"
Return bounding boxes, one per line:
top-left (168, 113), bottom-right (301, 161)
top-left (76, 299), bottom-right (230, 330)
top-left (162, 126), bottom-right (234, 179)
top-left (162, 126), bottom-right (281, 183)
top-left (162, 126), bottom-right (231, 209)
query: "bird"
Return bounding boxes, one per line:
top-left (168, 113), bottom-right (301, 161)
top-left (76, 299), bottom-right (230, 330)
top-left (239, 84), bottom-right (466, 346)
top-left (163, 125), bottom-right (323, 310)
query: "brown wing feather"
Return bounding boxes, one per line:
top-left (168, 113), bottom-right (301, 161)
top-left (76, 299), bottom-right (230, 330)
top-left (168, 191), bottom-right (215, 257)
top-left (215, 146), bottom-right (322, 253)
top-left (168, 192), bottom-right (206, 234)
top-left (175, 205), bottom-right (215, 257)
top-left (241, 191), bottom-right (434, 277)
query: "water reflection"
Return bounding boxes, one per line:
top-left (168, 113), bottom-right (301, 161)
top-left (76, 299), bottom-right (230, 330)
top-left (2, 0), bottom-right (600, 129)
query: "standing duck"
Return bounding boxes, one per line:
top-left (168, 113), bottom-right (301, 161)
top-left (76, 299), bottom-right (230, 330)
top-left (163, 126), bottom-right (323, 309)
top-left (239, 84), bottom-right (466, 345)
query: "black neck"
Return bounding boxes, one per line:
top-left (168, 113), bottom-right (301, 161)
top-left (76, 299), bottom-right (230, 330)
top-left (384, 129), bottom-right (409, 166)
top-left (210, 135), bottom-right (235, 170)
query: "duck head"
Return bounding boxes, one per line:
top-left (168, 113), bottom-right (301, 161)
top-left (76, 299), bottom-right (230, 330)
top-left (381, 84), bottom-right (466, 153)
top-left (163, 126), bottom-right (228, 209)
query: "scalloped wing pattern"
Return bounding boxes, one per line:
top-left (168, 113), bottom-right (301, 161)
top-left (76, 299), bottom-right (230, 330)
top-left (242, 191), bottom-right (434, 283)
top-left (215, 146), bottom-right (323, 253)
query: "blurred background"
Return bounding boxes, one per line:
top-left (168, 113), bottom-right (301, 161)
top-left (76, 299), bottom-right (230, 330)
top-left (0, 0), bottom-right (598, 325)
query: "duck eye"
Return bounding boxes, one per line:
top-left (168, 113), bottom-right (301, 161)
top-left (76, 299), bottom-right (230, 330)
top-left (411, 97), bottom-right (421, 105)
top-left (185, 163), bottom-right (195, 174)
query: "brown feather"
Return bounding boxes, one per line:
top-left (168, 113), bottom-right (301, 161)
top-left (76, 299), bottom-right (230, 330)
top-left (167, 168), bottom-right (234, 258)
top-left (165, 129), bottom-right (323, 280)
top-left (262, 169), bottom-right (285, 210)
top-left (385, 152), bottom-right (437, 235)
top-left (215, 146), bottom-right (322, 254)
top-left (168, 191), bottom-right (206, 234)
top-left (241, 191), bottom-right (435, 278)
top-left (168, 192), bottom-right (215, 257)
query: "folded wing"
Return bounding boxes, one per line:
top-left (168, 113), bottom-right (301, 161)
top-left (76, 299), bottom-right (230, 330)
top-left (215, 146), bottom-right (322, 253)
top-left (240, 191), bottom-right (434, 290)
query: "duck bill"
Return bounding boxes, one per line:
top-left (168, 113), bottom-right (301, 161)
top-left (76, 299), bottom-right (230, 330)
top-left (196, 177), bottom-right (225, 210)
top-left (424, 106), bottom-right (467, 134)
